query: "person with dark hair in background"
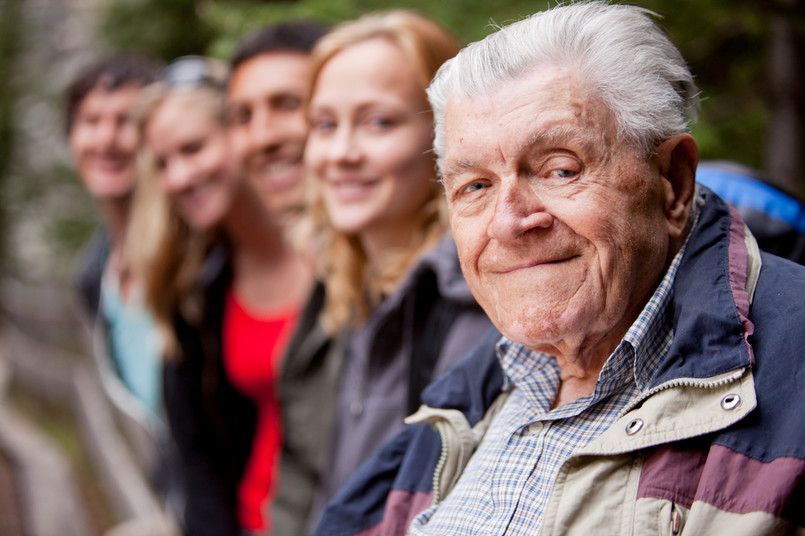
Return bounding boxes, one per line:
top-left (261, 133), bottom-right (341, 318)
top-left (227, 21), bottom-right (327, 229)
top-left (68, 53), bottom-right (165, 421)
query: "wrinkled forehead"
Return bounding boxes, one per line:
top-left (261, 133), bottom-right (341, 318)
top-left (440, 67), bottom-right (623, 175)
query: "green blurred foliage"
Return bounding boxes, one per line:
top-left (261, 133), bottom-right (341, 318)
top-left (96, 0), bottom-right (797, 179)
top-left (0, 0), bottom-right (25, 271)
top-left (641, 0), bottom-right (769, 171)
top-left (46, 162), bottom-right (102, 258)
top-left (101, 0), bottom-right (217, 60)
top-left (202, 0), bottom-right (547, 59)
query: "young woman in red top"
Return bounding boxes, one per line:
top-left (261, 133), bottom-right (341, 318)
top-left (128, 55), bottom-right (312, 535)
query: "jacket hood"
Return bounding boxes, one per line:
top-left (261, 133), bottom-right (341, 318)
top-left (652, 187), bottom-right (756, 386)
top-left (419, 327), bottom-right (505, 427)
top-left (407, 234), bottom-right (477, 304)
top-left (371, 234), bottom-right (478, 322)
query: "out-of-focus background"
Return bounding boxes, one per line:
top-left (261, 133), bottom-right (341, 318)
top-left (0, 0), bottom-right (802, 535)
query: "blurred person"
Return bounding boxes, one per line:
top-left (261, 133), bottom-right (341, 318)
top-left (313, 3), bottom-right (805, 535)
top-left (227, 21), bottom-right (327, 227)
top-left (68, 52), bottom-right (165, 423)
top-left (271, 11), bottom-right (492, 536)
top-left (129, 56), bottom-right (313, 536)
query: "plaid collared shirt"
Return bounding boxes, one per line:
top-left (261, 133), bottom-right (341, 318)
top-left (409, 244), bottom-right (689, 536)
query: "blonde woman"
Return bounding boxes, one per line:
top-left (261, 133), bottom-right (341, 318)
top-left (273, 11), bottom-right (492, 536)
top-left (128, 56), bottom-right (312, 535)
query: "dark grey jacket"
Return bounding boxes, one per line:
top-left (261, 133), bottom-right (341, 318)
top-left (271, 236), bottom-right (492, 536)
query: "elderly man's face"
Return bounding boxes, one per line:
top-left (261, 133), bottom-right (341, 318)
top-left (443, 66), bottom-right (680, 358)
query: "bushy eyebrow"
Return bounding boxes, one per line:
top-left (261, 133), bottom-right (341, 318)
top-left (523, 123), bottom-right (581, 152)
top-left (441, 159), bottom-right (480, 189)
top-left (444, 158), bottom-right (475, 176)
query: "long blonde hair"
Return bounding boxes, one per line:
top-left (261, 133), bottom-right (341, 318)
top-left (305, 10), bottom-right (462, 334)
top-left (126, 70), bottom-right (228, 359)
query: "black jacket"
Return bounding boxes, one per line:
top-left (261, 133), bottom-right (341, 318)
top-left (163, 246), bottom-right (257, 536)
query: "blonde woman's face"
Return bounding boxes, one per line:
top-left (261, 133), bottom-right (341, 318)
top-left (305, 38), bottom-right (436, 249)
top-left (145, 94), bottom-right (242, 230)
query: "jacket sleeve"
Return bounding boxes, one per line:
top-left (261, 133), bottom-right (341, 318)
top-left (74, 231), bottom-right (108, 318)
top-left (163, 337), bottom-right (241, 536)
top-left (312, 423), bottom-right (441, 536)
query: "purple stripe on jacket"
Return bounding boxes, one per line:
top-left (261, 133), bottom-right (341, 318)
top-left (726, 204), bottom-right (756, 365)
top-left (638, 443), bottom-right (804, 515)
top-left (353, 490), bottom-right (434, 536)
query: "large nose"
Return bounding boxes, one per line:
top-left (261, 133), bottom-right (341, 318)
top-left (487, 178), bottom-right (553, 242)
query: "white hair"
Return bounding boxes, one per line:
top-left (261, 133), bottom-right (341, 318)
top-left (427, 1), bottom-right (699, 174)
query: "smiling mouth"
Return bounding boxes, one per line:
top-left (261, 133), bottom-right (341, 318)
top-left (93, 156), bottom-right (131, 171)
top-left (328, 179), bottom-right (379, 201)
top-left (254, 161), bottom-right (302, 190)
top-left (177, 184), bottom-right (209, 208)
top-left (497, 255), bottom-right (577, 274)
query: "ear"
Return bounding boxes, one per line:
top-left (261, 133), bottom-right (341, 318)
top-left (656, 133), bottom-right (698, 240)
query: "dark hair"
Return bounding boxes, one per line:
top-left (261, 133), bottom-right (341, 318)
top-left (229, 20), bottom-right (328, 72)
top-left (65, 52), bottom-right (159, 135)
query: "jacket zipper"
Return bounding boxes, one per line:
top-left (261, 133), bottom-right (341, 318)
top-left (431, 420), bottom-right (450, 504)
top-left (619, 367), bottom-right (747, 418)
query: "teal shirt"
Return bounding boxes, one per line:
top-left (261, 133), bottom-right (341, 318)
top-left (101, 271), bottom-right (163, 421)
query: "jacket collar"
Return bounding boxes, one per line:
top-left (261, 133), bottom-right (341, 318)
top-left (420, 327), bottom-right (505, 427)
top-left (651, 187), bottom-right (757, 387)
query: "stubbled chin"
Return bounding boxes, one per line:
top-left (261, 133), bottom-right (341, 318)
top-left (263, 187), bottom-right (305, 216)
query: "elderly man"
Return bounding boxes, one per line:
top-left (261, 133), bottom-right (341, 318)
top-left (312, 2), bottom-right (805, 535)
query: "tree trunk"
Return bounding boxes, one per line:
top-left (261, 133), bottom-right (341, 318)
top-left (765, 0), bottom-right (805, 196)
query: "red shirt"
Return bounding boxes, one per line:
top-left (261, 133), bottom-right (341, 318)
top-left (222, 289), bottom-right (299, 532)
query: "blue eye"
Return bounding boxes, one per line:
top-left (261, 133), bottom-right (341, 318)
top-left (466, 182), bottom-right (484, 192)
top-left (551, 168), bottom-right (577, 179)
top-left (460, 181), bottom-right (489, 195)
top-left (311, 118), bottom-right (336, 132)
top-left (368, 116), bottom-right (395, 130)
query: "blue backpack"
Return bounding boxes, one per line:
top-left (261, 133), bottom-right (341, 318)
top-left (697, 160), bottom-right (805, 266)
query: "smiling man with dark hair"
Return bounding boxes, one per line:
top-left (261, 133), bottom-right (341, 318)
top-left (226, 21), bottom-right (327, 226)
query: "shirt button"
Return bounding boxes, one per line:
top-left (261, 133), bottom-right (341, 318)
top-left (528, 423), bottom-right (543, 435)
top-left (349, 400), bottom-right (364, 416)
